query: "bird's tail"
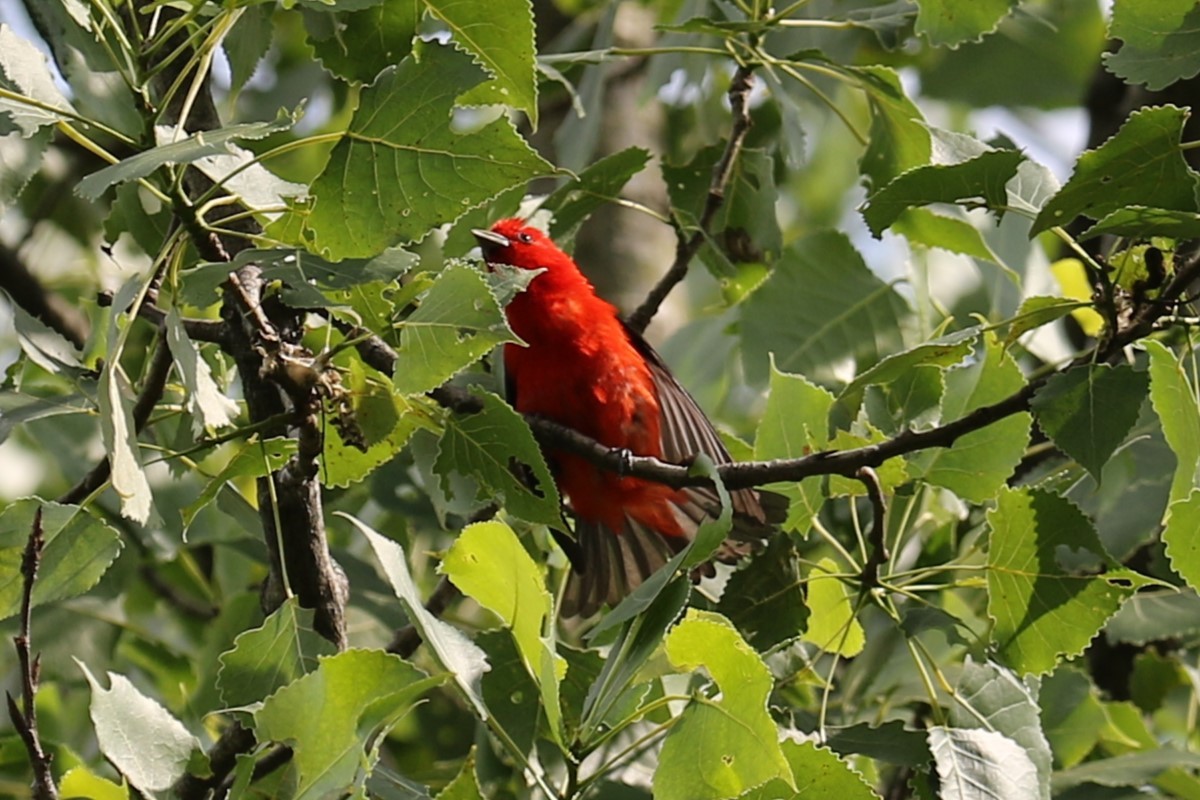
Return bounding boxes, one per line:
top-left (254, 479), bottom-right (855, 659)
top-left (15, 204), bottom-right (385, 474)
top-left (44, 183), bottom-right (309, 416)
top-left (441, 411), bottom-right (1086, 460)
top-left (559, 515), bottom-right (684, 618)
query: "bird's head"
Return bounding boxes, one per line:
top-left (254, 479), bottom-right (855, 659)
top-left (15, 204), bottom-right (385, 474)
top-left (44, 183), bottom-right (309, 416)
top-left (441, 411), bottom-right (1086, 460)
top-left (472, 218), bottom-right (560, 271)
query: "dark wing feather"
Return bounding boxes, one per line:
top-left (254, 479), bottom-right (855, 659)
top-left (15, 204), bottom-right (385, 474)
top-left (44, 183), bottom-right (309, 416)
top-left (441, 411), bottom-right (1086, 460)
top-left (620, 321), bottom-right (782, 539)
top-left (561, 515), bottom-right (682, 617)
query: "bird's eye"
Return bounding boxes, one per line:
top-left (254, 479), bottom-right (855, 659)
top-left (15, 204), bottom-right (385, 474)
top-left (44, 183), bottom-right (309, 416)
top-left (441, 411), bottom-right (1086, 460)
top-left (518, 232), bottom-right (534, 244)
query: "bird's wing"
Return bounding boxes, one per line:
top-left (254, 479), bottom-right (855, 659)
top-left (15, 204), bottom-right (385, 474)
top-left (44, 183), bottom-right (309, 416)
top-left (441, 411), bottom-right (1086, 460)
top-left (619, 321), bottom-right (784, 534)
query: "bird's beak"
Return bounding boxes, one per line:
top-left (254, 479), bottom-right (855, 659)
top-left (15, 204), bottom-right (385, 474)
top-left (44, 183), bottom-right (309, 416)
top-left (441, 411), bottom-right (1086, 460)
top-left (472, 228), bottom-right (510, 257)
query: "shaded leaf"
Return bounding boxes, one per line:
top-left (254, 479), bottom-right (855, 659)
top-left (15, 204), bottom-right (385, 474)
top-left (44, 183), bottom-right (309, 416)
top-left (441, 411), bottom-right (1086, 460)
top-left (165, 308), bottom-right (238, 436)
top-left (1031, 364), bottom-right (1149, 482)
top-left (1104, 1), bottom-right (1200, 91)
top-left (740, 740), bottom-right (880, 799)
top-left (1105, 588), bottom-right (1200, 645)
top-left (303, 43), bottom-right (552, 258)
top-left (0, 499), bottom-right (122, 620)
top-left (741, 232), bottom-right (914, 385)
top-left (543, 147), bottom-right (651, 240)
top-left (914, 0), bottom-right (1016, 47)
top-left (716, 534), bottom-right (807, 651)
top-left (392, 265), bottom-right (517, 396)
top-left (99, 361), bottom-right (152, 524)
top-left (986, 487), bottom-right (1134, 675)
top-left (216, 597), bottom-right (337, 709)
top-left (0, 24), bottom-right (74, 136)
top-left (427, 0), bottom-right (538, 126)
top-left (181, 438), bottom-right (296, 532)
top-left (434, 389), bottom-right (561, 526)
top-left (1032, 106), bottom-right (1200, 236)
top-left (306, 1), bottom-right (418, 84)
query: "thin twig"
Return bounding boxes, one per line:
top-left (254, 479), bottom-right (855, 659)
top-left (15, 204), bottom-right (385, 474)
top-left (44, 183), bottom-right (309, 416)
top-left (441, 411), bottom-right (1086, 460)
top-left (97, 290), bottom-right (226, 344)
top-left (627, 62), bottom-right (757, 334)
top-left (6, 507), bottom-right (59, 800)
top-left (856, 467), bottom-right (888, 589)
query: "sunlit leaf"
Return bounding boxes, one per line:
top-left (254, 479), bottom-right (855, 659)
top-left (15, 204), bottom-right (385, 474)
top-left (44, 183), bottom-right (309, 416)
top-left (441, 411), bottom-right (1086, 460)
top-left (656, 609), bottom-right (793, 799)
top-left (929, 726), bottom-right (1039, 800)
top-left (914, 0), bottom-right (1016, 47)
top-left (78, 662), bottom-right (201, 798)
top-left (803, 556), bottom-right (865, 657)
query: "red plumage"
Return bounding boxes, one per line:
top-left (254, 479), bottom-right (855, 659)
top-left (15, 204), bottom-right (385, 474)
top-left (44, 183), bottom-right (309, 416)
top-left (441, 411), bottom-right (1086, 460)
top-left (474, 218), bottom-right (778, 616)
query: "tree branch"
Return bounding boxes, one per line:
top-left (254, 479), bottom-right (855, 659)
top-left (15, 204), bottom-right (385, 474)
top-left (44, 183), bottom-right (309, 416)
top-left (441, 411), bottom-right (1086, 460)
top-left (626, 63), bottom-right (757, 334)
top-left (856, 468), bottom-right (888, 590)
top-left (6, 507), bottom-right (59, 800)
top-left (97, 289), bottom-right (226, 344)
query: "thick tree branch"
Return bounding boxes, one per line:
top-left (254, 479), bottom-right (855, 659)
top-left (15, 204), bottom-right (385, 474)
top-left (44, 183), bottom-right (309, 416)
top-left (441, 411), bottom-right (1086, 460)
top-left (6, 507), bottom-right (58, 800)
top-left (627, 63), bottom-right (757, 334)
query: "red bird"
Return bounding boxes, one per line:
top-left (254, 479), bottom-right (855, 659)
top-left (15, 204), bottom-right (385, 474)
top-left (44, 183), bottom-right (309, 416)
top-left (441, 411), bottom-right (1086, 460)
top-left (474, 218), bottom-right (779, 616)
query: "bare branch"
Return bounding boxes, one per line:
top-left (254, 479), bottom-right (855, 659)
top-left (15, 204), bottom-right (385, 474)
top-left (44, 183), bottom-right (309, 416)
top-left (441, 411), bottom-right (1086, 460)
top-left (856, 467), bottom-right (888, 590)
top-left (97, 290), bottom-right (226, 344)
top-left (627, 63), bottom-right (757, 334)
top-left (6, 507), bottom-right (59, 800)
top-left (387, 577), bottom-right (464, 658)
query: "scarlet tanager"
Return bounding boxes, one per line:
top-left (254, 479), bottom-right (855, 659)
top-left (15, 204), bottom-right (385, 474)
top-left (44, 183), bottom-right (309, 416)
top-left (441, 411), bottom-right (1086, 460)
top-left (474, 218), bottom-right (781, 617)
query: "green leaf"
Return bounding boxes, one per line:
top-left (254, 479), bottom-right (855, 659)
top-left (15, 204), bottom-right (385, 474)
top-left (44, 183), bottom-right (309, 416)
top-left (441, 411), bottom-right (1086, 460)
top-left (183, 246), bottom-right (415, 307)
top-left (1031, 364), bottom-right (1149, 482)
top-left (435, 747), bottom-right (484, 800)
top-left (1105, 588), bottom-right (1200, 645)
top-left (306, 1), bottom-right (418, 84)
top-left (253, 650), bottom-right (444, 800)
top-left (434, 389), bottom-right (561, 526)
top-left (1081, 205), bottom-right (1200, 241)
top-left (222, 4), bottom-right (273, 93)
top-left (1104, 1), bottom-right (1200, 91)
top-left (392, 265), bottom-right (517, 396)
top-left (914, 0), bottom-right (1016, 47)
top-left (803, 556), bottom-right (865, 657)
top-left (910, 333), bottom-right (1031, 503)
top-left (862, 147), bottom-right (1024, 237)
top-left (656, 609), bottom-right (793, 799)
top-left (827, 428), bottom-right (909, 498)
top-left (1040, 667), bottom-right (1105, 769)
top-left (543, 147), bottom-right (651, 240)
top-left (1052, 749), bottom-right (1200, 792)
top-left (10, 301), bottom-right (88, 377)
top-left (1004, 296), bottom-right (1089, 349)
top-left (928, 726), bottom-right (1040, 800)
top-left (303, 43), bottom-right (552, 258)
top-left (1162, 490), bottom-right (1200, 593)
top-left (920, 0), bottom-right (1104, 109)
top-left (59, 767), bottom-right (130, 800)
top-left (216, 597), bottom-right (338, 709)
top-left (715, 535), bottom-right (807, 652)
top-left (1032, 106), bottom-right (1200, 236)
top-left (834, 328), bottom-right (978, 426)
top-left (477, 631), bottom-right (541, 755)
top-left (0, 24), bottom-right (75, 136)
top-left (741, 231), bottom-right (914, 385)
top-left (346, 513), bottom-right (491, 720)
top-left (181, 438), bottom-right (297, 532)
top-left (740, 739), bottom-right (880, 800)
top-left (78, 661), bottom-right (201, 798)
top-left (891, 208), bottom-right (1000, 262)
top-left (1146, 340), bottom-right (1200, 506)
top-left (77, 113), bottom-right (297, 200)
top-left (165, 308), bottom-right (239, 435)
top-left (441, 520), bottom-right (565, 743)
top-left (0, 500), bottom-right (122, 620)
top-left (857, 65), bottom-right (930, 191)
top-left (427, 0), bottom-right (538, 127)
top-left (98, 361), bottom-right (152, 524)
top-left (753, 362), bottom-right (834, 534)
top-left (950, 659), bottom-right (1051, 800)
top-left (986, 487), bottom-right (1134, 675)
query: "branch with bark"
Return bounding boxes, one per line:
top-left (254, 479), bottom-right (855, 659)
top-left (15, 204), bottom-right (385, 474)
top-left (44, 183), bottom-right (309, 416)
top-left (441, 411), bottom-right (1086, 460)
top-left (5, 508), bottom-right (58, 800)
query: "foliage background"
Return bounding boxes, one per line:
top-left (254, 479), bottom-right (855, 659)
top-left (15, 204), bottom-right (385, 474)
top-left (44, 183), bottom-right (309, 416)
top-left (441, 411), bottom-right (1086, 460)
top-left (2, 0), bottom-right (1200, 798)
